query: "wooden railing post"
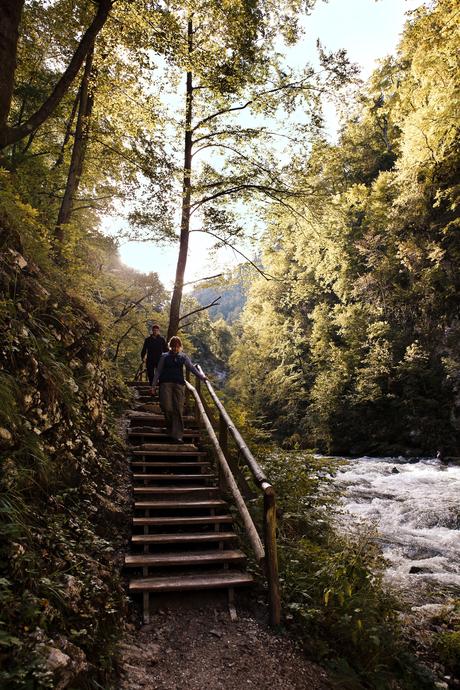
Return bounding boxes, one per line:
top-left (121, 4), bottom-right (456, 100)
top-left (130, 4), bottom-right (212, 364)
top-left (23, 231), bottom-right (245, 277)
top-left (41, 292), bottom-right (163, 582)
top-left (263, 484), bottom-right (281, 626)
top-left (218, 413), bottom-right (227, 490)
top-left (219, 413), bottom-right (228, 455)
top-left (194, 377), bottom-right (201, 424)
top-left (185, 369), bottom-right (191, 415)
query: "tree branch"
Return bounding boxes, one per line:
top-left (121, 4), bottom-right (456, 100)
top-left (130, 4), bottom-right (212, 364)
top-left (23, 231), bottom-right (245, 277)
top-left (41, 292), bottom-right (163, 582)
top-left (178, 297), bottom-right (221, 322)
top-left (191, 182), bottom-right (299, 211)
top-left (0, 0), bottom-right (114, 149)
top-left (190, 229), bottom-right (275, 281)
top-left (178, 320), bottom-right (196, 331)
top-left (112, 290), bottom-right (155, 325)
top-left (191, 76), bottom-right (316, 133)
top-left (183, 273), bottom-right (223, 286)
top-left (193, 142), bottom-right (285, 185)
top-left (192, 127), bottom-right (262, 146)
top-left (111, 321), bottom-right (145, 361)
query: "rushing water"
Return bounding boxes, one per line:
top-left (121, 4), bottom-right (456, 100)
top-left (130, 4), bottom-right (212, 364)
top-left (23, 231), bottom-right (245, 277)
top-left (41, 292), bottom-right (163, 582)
top-left (334, 456), bottom-right (460, 595)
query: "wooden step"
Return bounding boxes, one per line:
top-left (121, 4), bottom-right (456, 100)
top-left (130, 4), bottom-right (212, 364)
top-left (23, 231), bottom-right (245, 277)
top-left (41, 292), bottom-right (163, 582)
top-left (131, 450), bottom-right (207, 457)
top-left (125, 549), bottom-right (246, 568)
top-left (132, 401), bottom-right (161, 409)
top-left (132, 473), bottom-right (215, 481)
top-left (133, 515), bottom-right (233, 526)
top-left (129, 571), bottom-right (254, 593)
top-left (128, 413), bottom-right (196, 423)
top-left (132, 443), bottom-right (199, 451)
top-left (133, 487), bottom-right (219, 495)
top-left (128, 429), bottom-right (198, 438)
top-left (130, 531), bottom-right (237, 545)
top-left (134, 499), bottom-right (227, 510)
top-left (131, 461), bottom-right (210, 468)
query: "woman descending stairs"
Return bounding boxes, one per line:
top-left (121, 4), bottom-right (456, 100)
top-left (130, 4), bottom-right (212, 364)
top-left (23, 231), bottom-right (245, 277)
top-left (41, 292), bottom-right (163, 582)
top-left (125, 381), bottom-right (254, 623)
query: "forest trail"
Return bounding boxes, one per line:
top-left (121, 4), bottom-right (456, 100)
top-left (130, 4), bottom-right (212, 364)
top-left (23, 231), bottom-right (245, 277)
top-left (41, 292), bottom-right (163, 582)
top-left (118, 606), bottom-right (332, 690)
top-left (119, 382), bottom-right (331, 689)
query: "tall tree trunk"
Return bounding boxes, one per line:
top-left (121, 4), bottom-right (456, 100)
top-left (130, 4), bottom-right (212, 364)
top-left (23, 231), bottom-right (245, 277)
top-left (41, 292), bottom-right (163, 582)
top-left (0, 0), bottom-right (111, 150)
top-left (168, 18), bottom-right (194, 341)
top-left (55, 45), bottom-right (95, 243)
top-left (0, 0), bottom-right (25, 132)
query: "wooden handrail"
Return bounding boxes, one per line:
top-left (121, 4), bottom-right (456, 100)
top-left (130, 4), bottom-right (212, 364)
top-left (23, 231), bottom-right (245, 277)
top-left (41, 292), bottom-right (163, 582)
top-left (195, 365), bottom-right (269, 488)
top-left (187, 367), bottom-right (281, 626)
top-left (185, 380), bottom-right (265, 563)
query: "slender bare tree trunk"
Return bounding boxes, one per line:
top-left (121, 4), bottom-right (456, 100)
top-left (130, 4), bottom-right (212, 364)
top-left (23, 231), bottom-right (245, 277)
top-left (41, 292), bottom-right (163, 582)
top-left (167, 17), bottom-right (194, 340)
top-left (55, 45), bottom-right (95, 243)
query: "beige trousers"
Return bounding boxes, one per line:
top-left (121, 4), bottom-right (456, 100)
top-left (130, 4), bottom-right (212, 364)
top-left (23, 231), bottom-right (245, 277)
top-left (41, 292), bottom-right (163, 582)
top-left (159, 383), bottom-right (185, 440)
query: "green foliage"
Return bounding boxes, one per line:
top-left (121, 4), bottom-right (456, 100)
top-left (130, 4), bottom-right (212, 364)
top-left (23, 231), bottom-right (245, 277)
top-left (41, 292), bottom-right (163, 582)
top-left (435, 631), bottom-right (460, 677)
top-left (230, 0), bottom-right (460, 456)
top-left (0, 188), bottom-right (133, 687)
top-left (432, 601), bottom-right (460, 679)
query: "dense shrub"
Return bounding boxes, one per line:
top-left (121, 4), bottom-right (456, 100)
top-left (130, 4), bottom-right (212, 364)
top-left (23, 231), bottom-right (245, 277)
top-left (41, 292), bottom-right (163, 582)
top-left (0, 205), bottom-right (130, 687)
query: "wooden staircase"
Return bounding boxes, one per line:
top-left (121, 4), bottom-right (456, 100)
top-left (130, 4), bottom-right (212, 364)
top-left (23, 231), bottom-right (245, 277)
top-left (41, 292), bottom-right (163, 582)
top-left (125, 382), bottom-right (254, 622)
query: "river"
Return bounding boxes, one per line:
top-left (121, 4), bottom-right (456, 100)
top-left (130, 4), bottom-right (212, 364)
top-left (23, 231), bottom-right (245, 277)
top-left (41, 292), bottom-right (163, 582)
top-left (334, 456), bottom-right (460, 598)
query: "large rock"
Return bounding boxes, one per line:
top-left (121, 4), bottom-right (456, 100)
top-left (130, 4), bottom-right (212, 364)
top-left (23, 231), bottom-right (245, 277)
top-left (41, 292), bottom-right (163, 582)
top-left (45, 640), bottom-right (88, 690)
top-left (0, 427), bottom-right (13, 448)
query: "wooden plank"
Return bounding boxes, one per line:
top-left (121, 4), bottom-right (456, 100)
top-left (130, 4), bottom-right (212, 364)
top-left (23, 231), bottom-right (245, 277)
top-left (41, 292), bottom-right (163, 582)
top-left (132, 473), bottom-right (214, 481)
top-left (264, 485), bottom-right (281, 626)
top-left (133, 487), bottom-right (219, 495)
top-left (128, 430), bottom-right (198, 437)
top-left (130, 532), bottom-right (237, 544)
top-left (129, 571), bottom-right (254, 592)
top-left (134, 499), bottom-right (227, 509)
top-left (132, 515), bottom-right (233, 526)
top-left (125, 549), bottom-right (245, 567)
top-left (130, 461), bottom-right (209, 468)
top-left (132, 403), bottom-right (162, 412)
top-left (127, 412), bottom-right (195, 422)
top-left (131, 450), bottom-right (207, 457)
top-left (132, 443), bottom-right (199, 451)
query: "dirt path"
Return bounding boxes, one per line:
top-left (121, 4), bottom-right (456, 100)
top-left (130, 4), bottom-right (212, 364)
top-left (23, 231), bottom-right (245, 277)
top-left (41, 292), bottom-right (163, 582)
top-left (119, 605), bottom-right (331, 690)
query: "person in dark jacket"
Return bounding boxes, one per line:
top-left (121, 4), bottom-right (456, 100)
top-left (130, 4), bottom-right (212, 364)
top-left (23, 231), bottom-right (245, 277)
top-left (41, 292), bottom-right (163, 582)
top-left (141, 324), bottom-right (168, 387)
top-left (152, 336), bottom-right (207, 442)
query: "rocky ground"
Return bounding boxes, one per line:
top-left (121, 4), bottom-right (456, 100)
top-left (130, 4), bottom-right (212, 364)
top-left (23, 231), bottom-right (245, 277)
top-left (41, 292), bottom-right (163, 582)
top-left (118, 604), bottom-right (332, 690)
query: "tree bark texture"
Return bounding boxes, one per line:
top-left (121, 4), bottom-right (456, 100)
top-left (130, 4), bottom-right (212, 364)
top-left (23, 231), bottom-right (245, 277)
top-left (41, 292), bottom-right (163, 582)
top-left (55, 45), bottom-right (95, 242)
top-left (0, 0), bottom-right (25, 132)
top-left (167, 18), bottom-right (193, 341)
top-left (0, 0), bottom-right (111, 150)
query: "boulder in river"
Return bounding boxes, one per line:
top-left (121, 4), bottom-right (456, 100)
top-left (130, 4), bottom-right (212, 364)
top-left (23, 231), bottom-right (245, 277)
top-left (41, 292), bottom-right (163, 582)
top-left (409, 566), bottom-right (434, 574)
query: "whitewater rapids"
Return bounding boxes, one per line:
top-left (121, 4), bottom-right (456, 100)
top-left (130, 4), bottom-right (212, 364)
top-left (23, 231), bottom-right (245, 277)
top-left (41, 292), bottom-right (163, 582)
top-left (335, 457), bottom-right (460, 592)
